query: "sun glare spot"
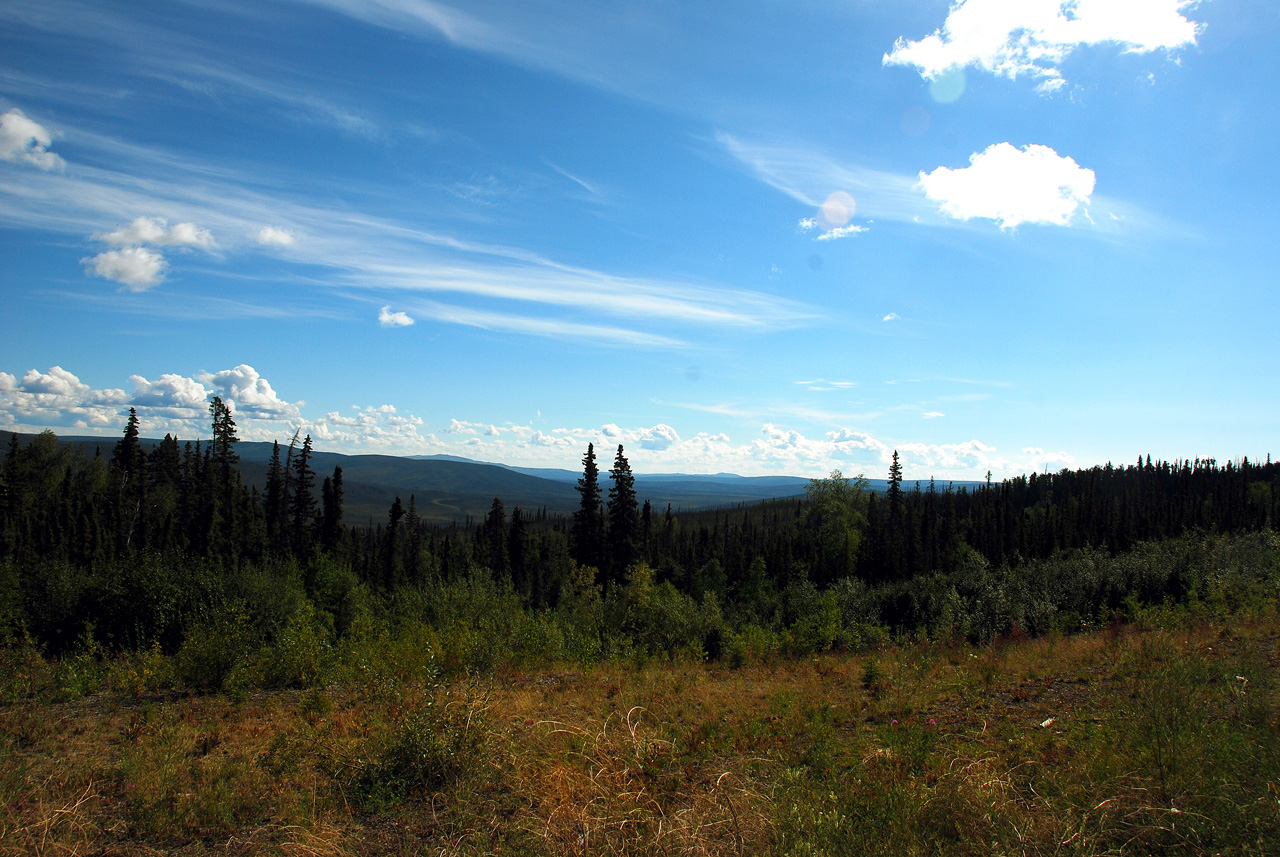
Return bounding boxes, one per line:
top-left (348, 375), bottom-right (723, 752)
top-left (929, 66), bottom-right (966, 104)
top-left (820, 191), bottom-right (857, 227)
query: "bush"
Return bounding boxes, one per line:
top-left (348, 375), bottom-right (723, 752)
top-left (174, 604), bottom-right (256, 692)
top-left (334, 687), bottom-right (489, 811)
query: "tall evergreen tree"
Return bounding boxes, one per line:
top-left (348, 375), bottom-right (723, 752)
top-left (288, 434), bottom-right (317, 554)
top-left (887, 450), bottom-right (903, 512)
top-left (320, 465), bottom-right (344, 552)
top-left (209, 396), bottom-right (239, 487)
top-left (265, 440), bottom-right (286, 552)
top-left (607, 444), bottom-right (638, 581)
top-left (571, 443), bottom-right (605, 572)
top-left (483, 497), bottom-right (509, 580)
top-left (385, 495), bottom-right (405, 589)
top-left (112, 407), bottom-right (142, 478)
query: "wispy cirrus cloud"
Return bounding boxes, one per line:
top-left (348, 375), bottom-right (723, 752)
top-left (885, 0), bottom-right (1203, 94)
top-left (0, 121), bottom-right (810, 345)
top-left (719, 132), bottom-right (928, 225)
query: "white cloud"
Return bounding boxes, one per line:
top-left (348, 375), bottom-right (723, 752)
top-left (0, 364), bottom-right (1082, 479)
top-left (128, 373), bottom-right (211, 416)
top-left (885, 0), bottom-right (1201, 92)
top-left (379, 305), bottom-right (415, 327)
top-left (918, 143), bottom-right (1095, 229)
top-left (21, 366), bottom-right (91, 398)
top-left (82, 217), bottom-right (215, 291)
top-left (797, 217), bottom-right (819, 231)
top-left (883, 313), bottom-right (900, 322)
top-left (82, 246), bottom-right (169, 291)
top-left (815, 224), bottom-right (867, 241)
top-left (797, 379), bottom-right (856, 392)
top-left (99, 216), bottom-right (216, 248)
top-left (0, 108), bottom-right (65, 170)
top-left (923, 411), bottom-right (946, 419)
top-left (307, 405), bottom-right (428, 451)
top-left (197, 364), bottom-right (301, 419)
top-left (256, 226), bottom-right (296, 246)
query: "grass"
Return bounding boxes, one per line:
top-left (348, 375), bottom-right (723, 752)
top-left (1, 609), bottom-right (1278, 855)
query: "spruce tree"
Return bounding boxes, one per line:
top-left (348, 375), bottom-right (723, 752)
top-left (113, 407), bottom-right (142, 478)
top-left (289, 434), bottom-right (317, 554)
top-left (606, 444), bottom-right (638, 580)
top-left (320, 465), bottom-right (344, 552)
top-left (571, 443), bottom-right (605, 572)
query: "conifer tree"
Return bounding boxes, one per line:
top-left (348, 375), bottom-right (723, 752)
top-left (571, 443), bottom-right (605, 572)
top-left (484, 497), bottom-right (509, 580)
top-left (320, 465), bottom-right (344, 552)
top-left (385, 495), bottom-right (404, 589)
top-left (265, 440), bottom-right (286, 551)
top-left (607, 444), bottom-right (638, 580)
top-left (289, 434), bottom-right (317, 554)
top-left (113, 407), bottom-right (142, 478)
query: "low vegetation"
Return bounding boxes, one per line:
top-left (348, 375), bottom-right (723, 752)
top-left (2, 582), bottom-right (1278, 855)
top-left (2, 411), bottom-right (1278, 852)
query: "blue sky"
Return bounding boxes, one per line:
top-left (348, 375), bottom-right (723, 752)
top-left (1, 0), bottom-right (1276, 480)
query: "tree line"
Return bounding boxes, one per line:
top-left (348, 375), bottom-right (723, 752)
top-left (1, 402), bottom-right (1277, 661)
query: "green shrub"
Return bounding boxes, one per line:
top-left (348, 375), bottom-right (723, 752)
top-left (334, 688), bottom-right (489, 811)
top-left (174, 604), bottom-right (256, 692)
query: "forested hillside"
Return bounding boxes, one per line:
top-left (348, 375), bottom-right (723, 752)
top-left (1, 401), bottom-right (1276, 672)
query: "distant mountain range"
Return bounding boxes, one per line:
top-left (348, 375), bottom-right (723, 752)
top-left (19, 432), bottom-right (976, 525)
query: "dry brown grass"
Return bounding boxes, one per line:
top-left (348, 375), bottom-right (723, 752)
top-left (2, 614), bottom-right (1278, 855)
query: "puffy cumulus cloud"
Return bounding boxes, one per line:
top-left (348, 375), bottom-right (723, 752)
top-left (448, 419), bottom-right (499, 436)
top-left (883, 313), bottom-right (900, 322)
top-left (918, 143), bottom-right (1095, 229)
top-left (256, 226), bottom-right (296, 246)
top-left (826, 428), bottom-right (890, 455)
top-left (897, 440), bottom-right (998, 470)
top-left (379, 306), bottom-right (415, 327)
top-left (99, 216), bottom-right (216, 249)
top-left (0, 108), bottom-right (65, 170)
top-left (82, 246), bottom-right (169, 291)
top-left (305, 405), bottom-right (429, 452)
top-left (884, 0), bottom-right (1202, 93)
top-left (797, 218), bottom-right (819, 232)
top-left (127, 373), bottom-right (211, 417)
top-left (198, 365), bottom-right (301, 419)
top-left (0, 366), bottom-right (127, 431)
top-left (0, 364), bottom-right (439, 453)
top-left (598, 423), bottom-right (681, 451)
top-left (84, 217), bottom-right (216, 292)
top-left (20, 366), bottom-right (91, 398)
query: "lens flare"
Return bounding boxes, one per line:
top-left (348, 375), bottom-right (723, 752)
top-left (820, 191), bottom-right (857, 228)
top-left (929, 66), bottom-right (966, 104)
